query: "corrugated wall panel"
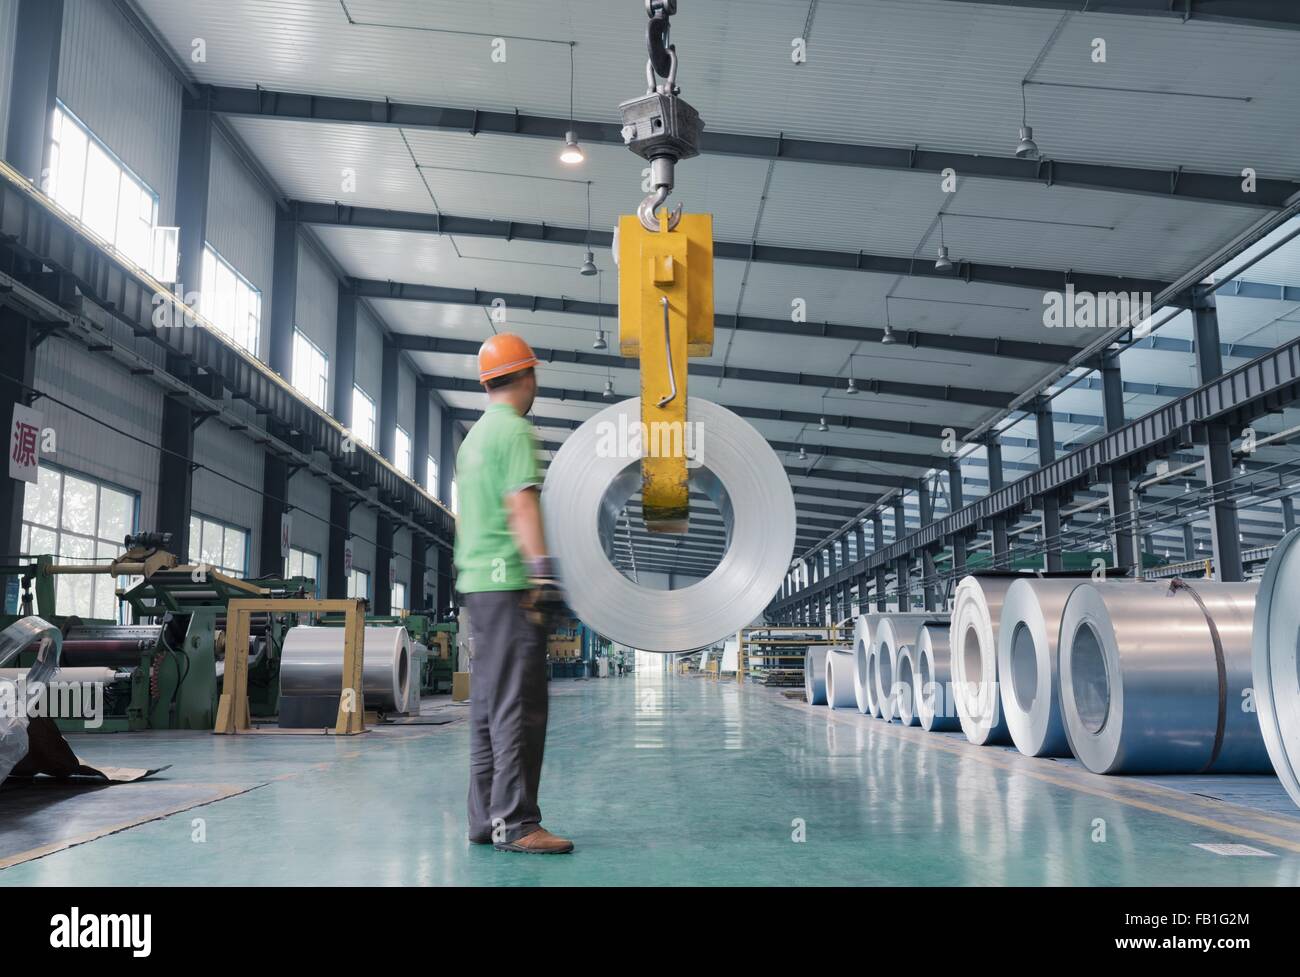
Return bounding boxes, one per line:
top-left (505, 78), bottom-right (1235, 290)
top-left (348, 507), bottom-right (377, 590)
top-left (0, 0), bottom-right (17, 161)
top-left (57, 0), bottom-right (182, 224)
top-left (206, 128), bottom-right (276, 361)
top-left (397, 361), bottom-right (416, 443)
top-left (294, 239), bottom-right (338, 408)
top-left (191, 422), bottom-right (264, 564)
top-left (287, 472), bottom-right (331, 594)
top-left (353, 304), bottom-right (382, 399)
top-left (34, 339), bottom-right (164, 533)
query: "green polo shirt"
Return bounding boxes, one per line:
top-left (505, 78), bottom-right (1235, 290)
top-left (452, 402), bottom-right (541, 593)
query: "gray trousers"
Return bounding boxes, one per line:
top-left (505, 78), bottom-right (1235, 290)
top-left (463, 590), bottom-right (548, 843)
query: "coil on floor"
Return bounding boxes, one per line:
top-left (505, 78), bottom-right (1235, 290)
top-left (916, 623), bottom-right (960, 732)
top-left (281, 626), bottom-right (412, 712)
top-left (950, 575), bottom-right (1015, 746)
top-left (541, 397), bottom-right (795, 652)
top-left (1059, 580), bottom-right (1271, 774)
top-left (804, 646), bottom-right (828, 706)
top-left (825, 647), bottom-right (857, 709)
top-left (895, 644), bottom-right (920, 727)
top-left (997, 578), bottom-right (1081, 758)
top-left (1253, 528), bottom-right (1300, 809)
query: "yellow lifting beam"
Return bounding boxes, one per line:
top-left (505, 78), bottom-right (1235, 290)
top-left (617, 210), bottom-right (714, 532)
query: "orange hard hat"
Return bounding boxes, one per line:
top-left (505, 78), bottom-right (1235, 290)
top-left (477, 333), bottom-right (539, 383)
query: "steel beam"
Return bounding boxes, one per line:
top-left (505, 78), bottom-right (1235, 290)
top-left (202, 85), bottom-right (1298, 207)
top-left (4, 0), bottom-right (62, 182)
top-left (398, 333), bottom-right (1014, 408)
top-left (1192, 287), bottom-right (1244, 582)
top-left (1100, 350), bottom-right (1137, 571)
top-left (770, 329), bottom-right (1300, 611)
top-left (269, 211), bottom-right (298, 380)
top-left (291, 201), bottom-right (1172, 298)
top-left (352, 279), bottom-right (1076, 366)
top-left (933, 0), bottom-right (1300, 33)
top-left (1036, 402), bottom-right (1064, 572)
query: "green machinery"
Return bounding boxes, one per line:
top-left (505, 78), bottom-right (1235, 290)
top-left (0, 535), bottom-right (314, 732)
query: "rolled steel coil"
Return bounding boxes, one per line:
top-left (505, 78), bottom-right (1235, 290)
top-left (281, 626), bottom-right (412, 712)
top-left (804, 646), bottom-right (828, 706)
top-left (852, 615), bottom-right (875, 714)
top-left (541, 397), bottom-right (795, 652)
top-left (895, 644), bottom-right (920, 727)
top-left (997, 578), bottom-right (1081, 758)
top-left (874, 616), bottom-right (935, 722)
top-left (1253, 528), bottom-right (1300, 809)
top-left (916, 623), bottom-right (960, 732)
top-left (825, 647), bottom-right (857, 709)
top-left (950, 575), bottom-right (1015, 746)
top-left (1059, 580), bottom-right (1271, 774)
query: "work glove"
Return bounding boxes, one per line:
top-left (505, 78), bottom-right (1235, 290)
top-left (522, 556), bottom-right (571, 631)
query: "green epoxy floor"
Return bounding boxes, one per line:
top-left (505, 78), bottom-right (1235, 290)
top-left (3, 672), bottom-right (1300, 886)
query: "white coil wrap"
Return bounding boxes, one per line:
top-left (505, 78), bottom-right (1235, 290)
top-left (1253, 528), bottom-right (1300, 809)
top-left (541, 397), bottom-right (795, 652)
top-left (825, 647), bottom-right (857, 709)
top-left (804, 646), bottom-right (828, 706)
top-left (916, 623), bottom-right (959, 732)
top-left (950, 575), bottom-right (1015, 746)
top-left (997, 578), bottom-right (1081, 758)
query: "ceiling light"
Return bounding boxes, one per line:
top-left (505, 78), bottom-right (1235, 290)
top-left (1014, 125), bottom-right (1039, 160)
top-left (592, 329), bottom-right (607, 350)
top-left (881, 324), bottom-right (897, 345)
top-left (935, 244), bottom-right (954, 273)
top-left (798, 445), bottom-right (808, 462)
top-left (846, 377), bottom-right (859, 395)
top-left (602, 378), bottom-right (615, 399)
top-left (560, 131), bottom-right (585, 165)
top-left (579, 250), bottom-right (597, 276)
top-left (818, 417), bottom-right (829, 432)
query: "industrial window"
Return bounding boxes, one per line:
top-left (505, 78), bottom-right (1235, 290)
top-left (391, 581), bottom-right (406, 611)
top-left (351, 386), bottom-right (376, 449)
top-left (189, 515), bottom-right (249, 578)
top-left (347, 568), bottom-right (369, 600)
top-left (21, 466), bottom-right (138, 621)
top-left (286, 546), bottom-right (320, 595)
top-left (426, 456), bottom-right (438, 496)
top-left (200, 244), bottom-right (261, 356)
top-left (450, 478), bottom-right (459, 515)
top-left (394, 426), bottom-right (412, 476)
top-left (291, 330), bottom-right (329, 410)
top-left (47, 102), bottom-right (159, 273)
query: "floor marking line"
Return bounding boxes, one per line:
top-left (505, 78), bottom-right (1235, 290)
top-left (770, 694), bottom-right (1300, 855)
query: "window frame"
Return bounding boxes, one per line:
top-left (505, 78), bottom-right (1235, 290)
top-left (200, 243), bottom-right (262, 356)
top-left (189, 513), bottom-right (250, 578)
top-left (394, 425), bottom-right (412, 477)
top-left (291, 329), bottom-right (330, 410)
top-left (351, 386), bottom-right (376, 449)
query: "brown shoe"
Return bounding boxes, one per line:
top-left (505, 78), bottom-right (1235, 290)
top-left (494, 827), bottom-right (574, 854)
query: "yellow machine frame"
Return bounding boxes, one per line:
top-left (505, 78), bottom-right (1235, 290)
top-left (214, 597), bottom-right (367, 735)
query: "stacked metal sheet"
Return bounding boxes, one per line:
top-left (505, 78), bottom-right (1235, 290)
top-left (949, 576), bottom-right (1014, 746)
top-left (997, 578), bottom-right (1080, 758)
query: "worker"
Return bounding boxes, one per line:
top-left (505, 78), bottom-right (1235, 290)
top-left (453, 333), bottom-right (574, 855)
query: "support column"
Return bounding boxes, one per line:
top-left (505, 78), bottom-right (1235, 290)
top-left (1183, 522), bottom-right (1196, 562)
top-left (917, 478), bottom-right (937, 611)
top-left (987, 438), bottom-right (1009, 568)
top-left (327, 490), bottom-right (350, 599)
top-left (413, 379), bottom-right (431, 489)
top-left (1035, 402), bottom-right (1063, 572)
top-left (175, 95), bottom-right (212, 302)
top-left (379, 339), bottom-right (398, 463)
top-left (268, 212), bottom-right (299, 380)
top-left (872, 512), bottom-right (887, 612)
top-left (157, 388), bottom-right (195, 560)
top-left (1283, 496), bottom-right (1296, 534)
top-left (374, 515), bottom-right (393, 615)
top-left (258, 454), bottom-right (289, 576)
top-left (1192, 286), bottom-right (1242, 582)
top-left (4, 0), bottom-right (63, 183)
top-left (947, 459), bottom-right (967, 573)
top-left (1100, 351), bottom-right (1136, 572)
top-left (0, 312), bottom-right (38, 560)
top-left (333, 286), bottom-right (357, 425)
top-left (893, 496), bottom-right (909, 611)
